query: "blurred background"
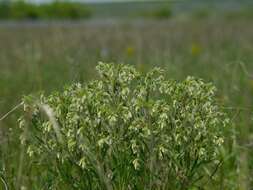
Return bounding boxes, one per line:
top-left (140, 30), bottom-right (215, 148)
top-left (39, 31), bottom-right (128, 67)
top-left (0, 0), bottom-right (253, 189)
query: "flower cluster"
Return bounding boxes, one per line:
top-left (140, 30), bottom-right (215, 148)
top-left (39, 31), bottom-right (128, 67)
top-left (20, 62), bottom-right (229, 189)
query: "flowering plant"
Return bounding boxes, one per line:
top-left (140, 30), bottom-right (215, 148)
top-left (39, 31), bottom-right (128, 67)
top-left (20, 62), bottom-right (229, 189)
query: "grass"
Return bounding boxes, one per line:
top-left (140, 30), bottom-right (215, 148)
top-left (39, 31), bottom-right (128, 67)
top-left (0, 18), bottom-right (253, 189)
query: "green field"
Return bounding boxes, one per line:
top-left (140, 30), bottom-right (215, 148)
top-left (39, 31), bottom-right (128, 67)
top-left (0, 17), bottom-right (253, 189)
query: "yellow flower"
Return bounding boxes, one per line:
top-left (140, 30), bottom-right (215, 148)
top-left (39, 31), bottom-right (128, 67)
top-left (126, 46), bottom-right (135, 56)
top-left (249, 79), bottom-right (253, 90)
top-left (190, 43), bottom-right (202, 56)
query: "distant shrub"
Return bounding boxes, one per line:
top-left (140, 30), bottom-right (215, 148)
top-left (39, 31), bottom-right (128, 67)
top-left (225, 7), bottom-right (253, 20)
top-left (153, 7), bottom-right (172, 19)
top-left (20, 63), bottom-right (229, 189)
top-left (41, 1), bottom-right (92, 20)
top-left (9, 1), bottom-right (41, 20)
top-left (0, 1), bottom-right (92, 20)
top-left (191, 8), bottom-right (210, 19)
top-left (0, 1), bottom-right (10, 19)
top-left (141, 6), bottom-right (172, 19)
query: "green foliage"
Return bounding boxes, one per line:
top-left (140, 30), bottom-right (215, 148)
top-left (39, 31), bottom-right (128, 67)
top-left (9, 1), bottom-right (41, 20)
top-left (153, 7), bottom-right (172, 19)
top-left (225, 7), bottom-right (253, 20)
top-left (20, 63), bottom-right (229, 189)
top-left (191, 8), bottom-right (211, 19)
top-left (41, 1), bottom-right (92, 20)
top-left (140, 6), bottom-right (172, 19)
top-left (0, 1), bottom-right (10, 19)
top-left (0, 1), bottom-right (92, 20)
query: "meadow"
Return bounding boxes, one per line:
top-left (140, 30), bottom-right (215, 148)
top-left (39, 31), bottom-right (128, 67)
top-left (0, 17), bottom-right (253, 189)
